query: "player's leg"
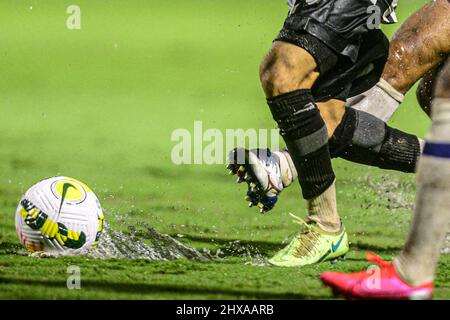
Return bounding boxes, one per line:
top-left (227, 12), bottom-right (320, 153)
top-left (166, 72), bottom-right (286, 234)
top-left (259, 40), bottom-right (343, 234)
top-left (254, 36), bottom-right (353, 267)
top-left (321, 59), bottom-right (450, 299)
top-left (393, 59), bottom-right (450, 288)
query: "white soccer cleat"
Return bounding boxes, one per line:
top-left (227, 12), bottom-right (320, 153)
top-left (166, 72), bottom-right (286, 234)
top-left (227, 148), bottom-right (296, 213)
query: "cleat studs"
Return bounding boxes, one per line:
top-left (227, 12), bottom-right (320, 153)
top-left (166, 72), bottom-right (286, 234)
top-left (238, 166), bottom-right (245, 172)
top-left (249, 182), bottom-right (256, 188)
top-left (248, 202), bottom-right (253, 207)
top-left (228, 170), bottom-right (234, 175)
top-left (257, 203), bottom-right (263, 209)
top-left (244, 196), bottom-right (250, 201)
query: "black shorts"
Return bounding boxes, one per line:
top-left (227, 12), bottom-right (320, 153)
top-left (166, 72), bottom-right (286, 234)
top-left (276, 0), bottom-right (394, 101)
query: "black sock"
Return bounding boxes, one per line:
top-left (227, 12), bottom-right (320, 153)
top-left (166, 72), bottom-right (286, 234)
top-left (267, 89), bottom-right (335, 200)
top-left (330, 108), bottom-right (420, 173)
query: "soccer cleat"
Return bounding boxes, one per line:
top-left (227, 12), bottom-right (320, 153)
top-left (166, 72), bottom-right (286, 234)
top-left (268, 213), bottom-right (349, 267)
top-left (227, 148), bottom-right (284, 213)
top-left (320, 252), bottom-right (434, 300)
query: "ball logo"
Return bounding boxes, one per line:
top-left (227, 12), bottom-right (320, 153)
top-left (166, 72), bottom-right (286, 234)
top-left (51, 178), bottom-right (87, 209)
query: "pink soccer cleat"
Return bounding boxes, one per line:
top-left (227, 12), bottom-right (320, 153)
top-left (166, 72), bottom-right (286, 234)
top-left (320, 252), bottom-right (434, 300)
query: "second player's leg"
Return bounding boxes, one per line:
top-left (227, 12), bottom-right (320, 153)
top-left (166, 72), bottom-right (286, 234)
top-left (394, 60), bottom-right (450, 285)
top-left (321, 60), bottom-right (450, 300)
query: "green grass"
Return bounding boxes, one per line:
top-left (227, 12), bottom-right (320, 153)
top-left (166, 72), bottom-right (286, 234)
top-left (1, 0), bottom-right (449, 299)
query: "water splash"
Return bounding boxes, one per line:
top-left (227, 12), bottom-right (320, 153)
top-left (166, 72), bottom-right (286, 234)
top-left (367, 175), bottom-right (415, 211)
top-left (367, 175), bottom-right (450, 255)
top-left (17, 220), bottom-right (273, 263)
top-left (89, 222), bottom-right (210, 261)
top-left (19, 222), bottom-right (210, 261)
top-left (220, 240), bottom-right (271, 266)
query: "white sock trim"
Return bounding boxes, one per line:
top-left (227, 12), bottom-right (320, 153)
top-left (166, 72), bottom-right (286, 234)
top-left (377, 78), bottom-right (405, 103)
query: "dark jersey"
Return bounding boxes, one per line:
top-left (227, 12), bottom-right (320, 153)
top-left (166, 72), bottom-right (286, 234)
top-left (283, 0), bottom-right (398, 61)
top-left (288, 0), bottom-right (398, 24)
top-left (277, 0), bottom-right (399, 101)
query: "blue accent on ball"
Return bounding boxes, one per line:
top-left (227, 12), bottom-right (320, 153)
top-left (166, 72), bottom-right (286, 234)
top-left (423, 142), bottom-right (450, 158)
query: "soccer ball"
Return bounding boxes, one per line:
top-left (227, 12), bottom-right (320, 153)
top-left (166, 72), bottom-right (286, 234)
top-left (15, 176), bottom-right (104, 254)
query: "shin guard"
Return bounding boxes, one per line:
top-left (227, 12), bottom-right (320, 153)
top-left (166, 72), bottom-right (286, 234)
top-left (267, 89), bottom-right (335, 199)
top-left (330, 108), bottom-right (421, 173)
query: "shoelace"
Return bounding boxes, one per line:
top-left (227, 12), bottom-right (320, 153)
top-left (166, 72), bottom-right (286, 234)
top-left (288, 213), bottom-right (321, 258)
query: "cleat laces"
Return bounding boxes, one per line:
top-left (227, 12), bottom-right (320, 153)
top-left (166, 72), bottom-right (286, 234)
top-left (287, 213), bottom-right (322, 258)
